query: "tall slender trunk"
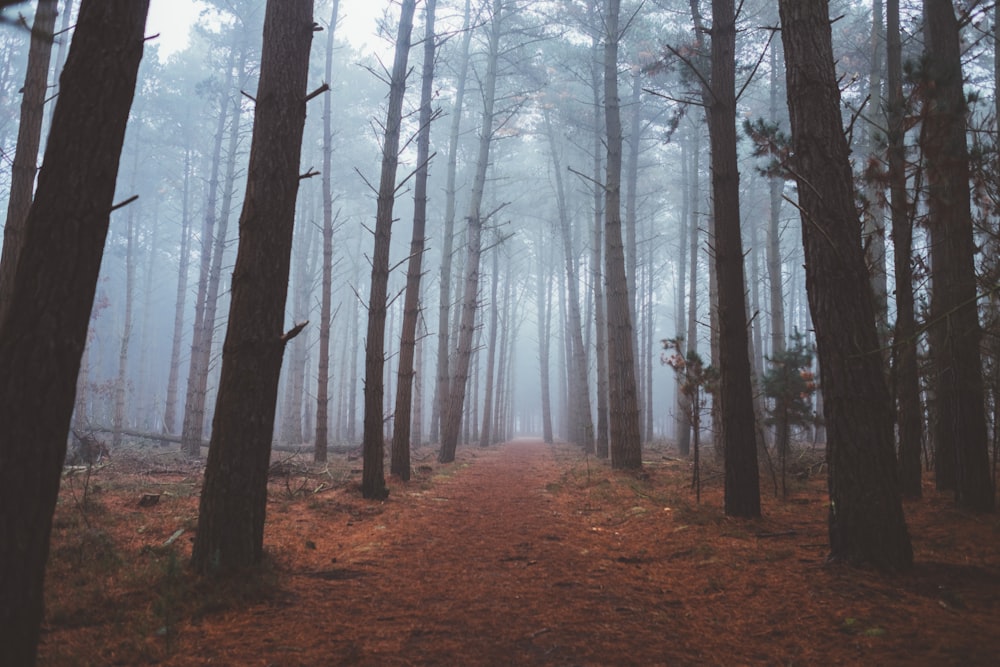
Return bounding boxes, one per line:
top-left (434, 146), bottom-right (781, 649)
top-left (361, 0), bottom-right (415, 499)
top-left (191, 0), bottom-right (314, 574)
top-left (590, 0), bottom-right (609, 458)
top-left (545, 108), bottom-right (594, 452)
top-left (314, 0), bottom-right (339, 462)
top-left (674, 130), bottom-right (690, 447)
top-left (887, 0), bottom-right (922, 498)
top-left (0, 1), bottom-right (149, 658)
top-left (0, 0), bottom-right (58, 325)
top-left (432, 0), bottom-right (472, 444)
top-left (392, 0), bottom-right (437, 479)
top-left (439, 0), bottom-right (502, 463)
top-left (625, 66), bottom-right (642, 419)
top-left (479, 247), bottom-right (500, 448)
top-left (536, 245), bottom-right (554, 443)
top-left (0, 0), bottom-right (57, 320)
top-left (708, 0), bottom-right (760, 517)
top-left (921, 0), bottom-right (994, 511)
top-left (779, 0), bottom-right (913, 569)
top-left (180, 44), bottom-right (238, 456)
top-left (163, 147), bottom-right (191, 433)
top-left (604, 0), bottom-right (642, 469)
top-left (113, 202), bottom-right (137, 449)
top-left (864, 0), bottom-right (889, 351)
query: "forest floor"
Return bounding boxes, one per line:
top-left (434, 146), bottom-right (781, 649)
top-left (39, 438), bottom-right (1000, 666)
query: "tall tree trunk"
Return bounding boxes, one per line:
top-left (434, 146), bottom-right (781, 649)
top-left (590, 0), bottom-right (609, 458)
top-left (778, 0), bottom-right (914, 570)
top-left (180, 43), bottom-right (238, 456)
top-left (479, 247), bottom-right (500, 448)
top-left (392, 0), bottom-right (437, 479)
top-left (314, 0), bottom-right (339, 463)
top-left (536, 244), bottom-right (554, 443)
top-left (604, 0), bottom-right (642, 469)
top-left (439, 0), bottom-right (502, 463)
top-left (362, 0), bottom-right (415, 498)
top-left (864, 0), bottom-right (890, 352)
top-left (281, 219), bottom-right (314, 443)
top-left (113, 203), bottom-right (137, 449)
top-left (432, 0), bottom-right (472, 444)
top-left (921, 0), bottom-right (995, 511)
top-left (887, 0), bottom-right (922, 498)
top-left (0, 1), bottom-right (149, 660)
top-left (545, 108), bottom-right (595, 452)
top-left (165, 147), bottom-right (193, 435)
top-left (0, 0), bottom-right (58, 326)
top-left (347, 257), bottom-right (360, 442)
top-left (766, 39), bottom-right (788, 453)
top-left (625, 66), bottom-right (642, 414)
top-left (191, 0), bottom-right (314, 574)
top-left (708, 0), bottom-right (760, 517)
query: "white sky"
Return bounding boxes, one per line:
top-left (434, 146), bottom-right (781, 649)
top-left (147, 0), bottom-right (387, 60)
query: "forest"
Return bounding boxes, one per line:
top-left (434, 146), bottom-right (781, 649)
top-left (0, 0), bottom-right (998, 664)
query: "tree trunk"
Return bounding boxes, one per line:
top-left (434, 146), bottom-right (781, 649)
top-left (604, 0), bottom-right (642, 469)
top-left (766, 39), bottom-right (788, 454)
top-left (113, 204), bottom-right (137, 449)
top-left (625, 65), bottom-right (642, 416)
top-left (439, 0), bottom-right (502, 463)
top-left (886, 0), bottom-right (922, 498)
top-left (545, 108), bottom-right (594, 452)
top-left (392, 0), bottom-right (436, 479)
top-left (778, 0), bottom-right (913, 570)
top-left (708, 0), bottom-right (760, 517)
top-left (360, 0), bottom-right (415, 499)
top-left (180, 42), bottom-right (239, 457)
top-left (864, 0), bottom-right (889, 351)
top-left (0, 1), bottom-right (148, 660)
top-left (0, 0), bottom-right (58, 326)
top-left (314, 0), bottom-right (339, 463)
top-left (536, 244), bottom-right (554, 443)
top-left (432, 0), bottom-right (472, 445)
top-left (164, 147), bottom-right (193, 435)
top-left (921, 0), bottom-right (994, 511)
top-left (190, 0), bottom-right (314, 574)
top-left (479, 247), bottom-right (500, 448)
top-left (590, 0), bottom-right (609, 458)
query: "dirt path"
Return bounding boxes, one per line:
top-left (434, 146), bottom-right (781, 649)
top-left (182, 439), bottom-right (704, 665)
top-left (41, 438), bottom-right (1000, 666)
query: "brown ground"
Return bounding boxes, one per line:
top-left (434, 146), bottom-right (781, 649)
top-left (40, 438), bottom-right (1000, 666)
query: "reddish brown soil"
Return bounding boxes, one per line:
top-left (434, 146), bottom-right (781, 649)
top-left (41, 439), bottom-right (1000, 666)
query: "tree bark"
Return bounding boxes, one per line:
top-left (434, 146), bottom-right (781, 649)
top-left (190, 0), bottom-right (314, 574)
top-left (604, 0), bottom-right (642, 469)
top-left (590, 0), bottom-right (609, 458)
top-left (886, 0), bottom-right (922, 498)
top-left (432, 0), bottom-right (472, 445)
top-left (361, 0), bottom-right (415, 499)
top-left (708, 0), bottom-right (760, 517)
top-left (164, 147), bottom-right (193, 435)
top-left (545, 108), bottom-right (595, 452)
top-left (392, 0), bottom-right (437, 479)
top-left (535, 243), bottom-right (554, 443)
top-left (921, 0), bottom-right (994, 511)
top-left (439, 0), bottom-right (503, 463)
top-left (0, 1), bottom-right (149, 660)
top-left (180, 41), bottom-right (240, 456)
top-left (314, 0), bottom-right (340, 462)
top-left (0, 0), bottom-right (58, 326)
top-left (778, 0), bottom-right (913, 570)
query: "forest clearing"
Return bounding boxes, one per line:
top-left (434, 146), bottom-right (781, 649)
top-left (40, 439), bottom-right (1000, 666)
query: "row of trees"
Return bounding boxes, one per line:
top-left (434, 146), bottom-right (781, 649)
top-left (1, 0), bottom-right (999, 661)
